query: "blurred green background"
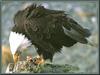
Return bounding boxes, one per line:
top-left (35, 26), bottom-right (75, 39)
top-left (1, 1), bottom-right (99, 73)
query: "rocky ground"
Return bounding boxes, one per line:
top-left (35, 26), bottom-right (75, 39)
top-left (6, 56), bottom-right (79, 74)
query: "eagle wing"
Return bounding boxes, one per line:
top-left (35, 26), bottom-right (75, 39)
top-left (13, 4), bottom-right (91, 50)
top-left (62, 16), bottom-right (91, 44)
top-left (25, 4), bottom-right (90, 43)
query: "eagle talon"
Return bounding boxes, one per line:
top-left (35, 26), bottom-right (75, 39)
top-left (33, 55), bottom-right (45, 65)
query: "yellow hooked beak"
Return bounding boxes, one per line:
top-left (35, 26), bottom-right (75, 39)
top-left (13, 51), bottom-right (21, 64)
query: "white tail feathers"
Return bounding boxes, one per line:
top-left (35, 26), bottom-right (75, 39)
top-left (86, 38), bottom-right (98, 47)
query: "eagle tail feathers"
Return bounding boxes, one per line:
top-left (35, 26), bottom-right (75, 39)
top-left (84, 28), bottom-right (91, 37)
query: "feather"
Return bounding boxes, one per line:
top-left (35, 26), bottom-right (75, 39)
top-left (67, 17), bottom-right (91, 37)
top-left (62, 26), bottom-right (87, 44)
top-left (10, 4), bottom-right (92, 61)
top-left (9, 31), bottom-right (31, 54)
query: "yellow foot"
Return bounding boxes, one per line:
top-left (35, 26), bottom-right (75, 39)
top-left (33, 55), bottom-right (45, 65)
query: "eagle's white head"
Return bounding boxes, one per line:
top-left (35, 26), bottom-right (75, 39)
top-left (9, 31), bottom-right (32, 56)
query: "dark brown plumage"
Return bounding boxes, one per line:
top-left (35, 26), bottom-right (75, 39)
top-left (11, 4), bottom-right (91, 61)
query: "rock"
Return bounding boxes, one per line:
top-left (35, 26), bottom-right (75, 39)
top-left (6, 57), bottom-right (79, 73)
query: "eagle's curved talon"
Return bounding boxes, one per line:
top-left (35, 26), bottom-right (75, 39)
top-left (33, 55), bottom-right (44, 65)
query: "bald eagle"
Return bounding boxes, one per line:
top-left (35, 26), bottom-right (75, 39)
top-left (9, 4), bottom-right (91, 64)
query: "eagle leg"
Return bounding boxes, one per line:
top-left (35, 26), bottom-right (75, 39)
top-left (33, 55), bottom-right (45, 65)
